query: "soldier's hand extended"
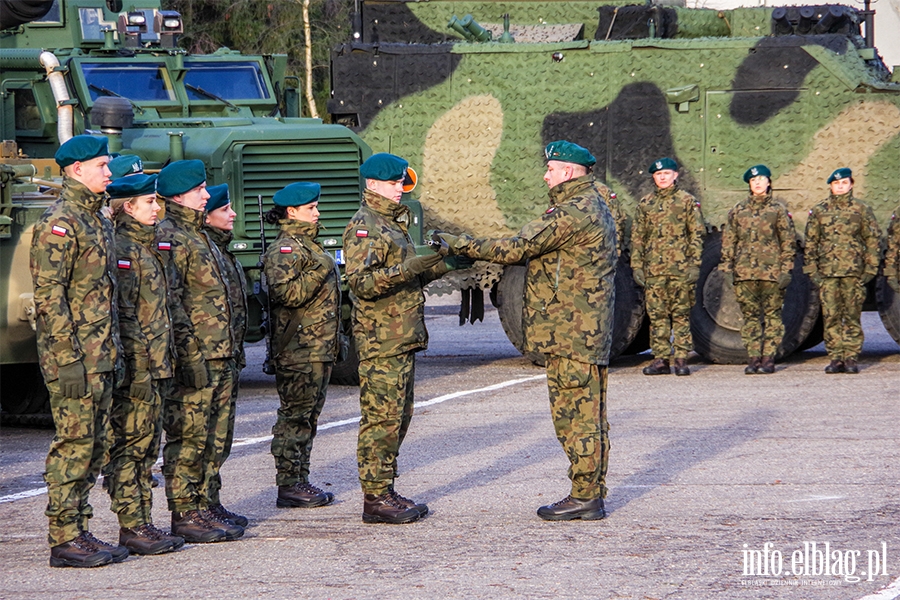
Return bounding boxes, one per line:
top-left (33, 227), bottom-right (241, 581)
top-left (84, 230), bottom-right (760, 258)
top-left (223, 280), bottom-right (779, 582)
top-left (686, 266), bottom-right (701, 285)
top-left (401, 252), bottom-right (444, 280)
top-left (130, 371), bottom-right (153, 402)
top-left (777, 272), bottom-right (791, 290)
top-left (862, 271), bottom-right (877, 285)
top-left (888, 277), bottom-right (900, 294)
top-left (58, 360), bottom-right (87, 399)
top-left (444, 256), bottom-right (475, 271)
top-left (177, 359), bottom-right (209, 389)
top-left (632, 268), bottom-right (645, 288)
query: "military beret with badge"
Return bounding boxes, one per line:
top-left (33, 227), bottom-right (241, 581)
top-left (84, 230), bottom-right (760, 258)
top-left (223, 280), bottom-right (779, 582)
top-left (360, 153), bottom-right (410, 182)
top-left (827, 167), bottom-right (852, 183)
top-left (106, 173), bottom-right (157, 199)
top-left (743, 164), bottom-right (771, 183)
top-left (157, 159), bottom-right (207, 197)
top-left (649, 157), bottom-right (678, 173)
top-left (54, 135), bottom-right (109, 168)
top-left (205, 184), bottom-right (231, 212)
top-left (109, 154), bottom-right (143, 180)
top-left (273, 181), bottom-right (321, 207)
top-left (544, 140), bottom-right (596, 167)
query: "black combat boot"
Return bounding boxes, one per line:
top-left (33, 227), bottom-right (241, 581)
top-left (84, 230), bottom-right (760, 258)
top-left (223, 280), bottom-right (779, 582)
top-left (758, 356), bottom-right (775, 374)
top-left (824, 360), bottom-right (844, 374)
top-left (642, 358), bottom-right (670, 375)
top-left (537, 496), bottom-right (606, 521)
top-left (843, 358), bottom-right (859, 374)
top-left (673, 358), bottom-right (691, 376)
top-left (119, 523), bottom-right (180, 555)
top-left (388, 485), bottom-right (429, 517)
top-left (744, 357), bottom-right (761, 375)
top-left (49, 533), bottom-right (113, 568)
top-left (362, 493), bottom-right (421, 524)
top-left (171, 509), bottom-right (227, 543)
top-left (277, 482), bottom-right (335, 508)
top-left (80, 531), bottom-right (129, 562)
top-left (208, 503), bottom-right (249, 527)
top-left (202, 508), bottom-right (244, 540)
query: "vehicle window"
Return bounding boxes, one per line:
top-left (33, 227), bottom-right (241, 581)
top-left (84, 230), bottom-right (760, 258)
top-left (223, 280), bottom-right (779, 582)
top-left (183, 62), bottom-right (270, 100)
top-left (81, 62), bottom-right (175, 101)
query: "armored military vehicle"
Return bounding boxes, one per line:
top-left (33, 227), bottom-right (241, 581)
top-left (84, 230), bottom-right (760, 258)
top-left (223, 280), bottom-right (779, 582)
top-left (330, 0), bottom-right (900, 364)
top-left (0, 0), bottom-right (389, 420)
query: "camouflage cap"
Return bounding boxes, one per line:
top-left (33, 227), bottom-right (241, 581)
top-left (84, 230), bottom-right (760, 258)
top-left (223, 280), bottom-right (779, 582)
top-left (360, 153), bottom-right (408, 181)
top-left (106, 173), bottom-right (157, 199)
top-left (743, 164), bottom-right (771, 183)
top-left (827, 167), bottom-right (853, 183)
top-left (544, 140), bottom-right (596, 167)
top-left (109, 154), bottom-right (143, 180)
top-left (649, 157), bottom-right (678, 173)
top-left (157, 159), bottom-right (207, 197)
top-left (205, 184), bottom-right (231, 212)
top-left (54, 135), bottom-right (109, 168)
top-left (273, 181), bottom-right (321, 207)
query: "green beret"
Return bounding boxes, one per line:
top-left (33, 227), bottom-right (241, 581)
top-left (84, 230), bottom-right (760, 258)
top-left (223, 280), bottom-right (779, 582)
top-left (544, 140), bottom-right (596, 167)
top-left (55, 135), bottom-right (109, 168)
top-left (106, 173), bottom-right (157, 199)
top-left (649, 157), bottom-right (678, 173)
top-left (273, 182), bottom-right (321, 207)
top-left (109, 155), bottom-right (143, 180)
top-left (827, 167), bottom-right (852, 183)
top-left (157, 159), bottom-right (207, 197)
top-left (743, 164), bottom-right (771, 183)
top-left (360, 153), bottom-right (408, 181)
top-left (205, 184), bottom-right (231, 212)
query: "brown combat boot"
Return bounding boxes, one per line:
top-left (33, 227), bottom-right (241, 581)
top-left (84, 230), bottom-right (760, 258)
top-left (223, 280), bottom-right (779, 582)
top-left (171, 509), bottom-right (227, 543)
top-left (642, 358), bottom-right (671, 375)
top-left (208, 503), bottom-right (249, 527)
top-left (202, 508), bottom-right (244, 540)
top-left (824, 360), bottom-right (844, 374)
top-left (388, 485), bottom-right (429, 517)
top-left (758, 356), bottom-right (775, 374)
top-left (673, 358), bottom-right (690, 376)
top-left (119, 523), bottom-right (181, 555)
top-left (79, 531), bottom-right (129, 562)
top-left (49, 533), bottom-right (113, 568)
top-left (744, 357), bottom-right (761, 375)
top-left (277, 482), bottom-right (335, 508)
top-left (844, 358), bottom-right (859, 374)
top-left (363, 493), bottom-right (421, 524)
top-left (537, 496), bottom-right (606, 521)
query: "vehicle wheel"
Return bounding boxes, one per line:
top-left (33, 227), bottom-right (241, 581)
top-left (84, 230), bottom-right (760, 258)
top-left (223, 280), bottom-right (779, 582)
top-left (690, 230), bottom-right (820, 364)
top-left (330, 331), bottom-right (360, 386)
top-left (876, 276), bottom-right (900, 346)
top-left (609, 256), bottom-right (646, 359)
top-left (0, 364), bottom-right (50, 415)
top-left (496, 265), bottom-right (545, 366)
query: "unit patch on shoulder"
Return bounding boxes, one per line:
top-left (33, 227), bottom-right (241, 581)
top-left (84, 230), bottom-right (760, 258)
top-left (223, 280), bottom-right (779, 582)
top-left (356, 229), bottom-right (368, 237)
top-left (51, 225), bottom-right (67, 237)
top-left (280, 246), bottom-right (293, 254)
top-left (158, 241), bottom-right (171, 251)
top-left (117, 259), bottom-right (131, 269)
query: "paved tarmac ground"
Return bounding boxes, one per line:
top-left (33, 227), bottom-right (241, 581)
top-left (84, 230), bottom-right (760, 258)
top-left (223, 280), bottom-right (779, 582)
top-left (1, 295), bottom-right (898, 600)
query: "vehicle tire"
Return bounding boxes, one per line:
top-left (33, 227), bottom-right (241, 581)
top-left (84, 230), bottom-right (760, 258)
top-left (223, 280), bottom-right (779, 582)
top-left (496, 265), bottom-right (545, 366)
top-left (876, 276), bottom-right (900, 346)
top-left (0, 364), bottom-right (52, 427)
top-left (330, 331), bottom-right (360, 386)
top-left (610, 256), bottom-right (646, 359)
top-left (690, 230), bottom-right (820, 364)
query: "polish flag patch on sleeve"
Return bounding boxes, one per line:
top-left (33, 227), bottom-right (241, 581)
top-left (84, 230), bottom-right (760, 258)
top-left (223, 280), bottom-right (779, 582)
top-left (158, 241), bottom-right (171, 251)
top-left (280, 246), bottom-right (292, 253)
top-left (51, 225), bottom-right (67, 237)
top-left (117, 259), bottom-right (131, 269)
top-left (356, 229), bottom-right (368, 237)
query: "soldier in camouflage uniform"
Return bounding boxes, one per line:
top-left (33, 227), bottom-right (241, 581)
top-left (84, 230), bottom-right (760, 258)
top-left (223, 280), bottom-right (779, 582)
top-left (105, 174), bottom-right (184, 555)
top-left (884, 205), bottom-right (900, 296)
top-left (631, 158), bottom-right (705, 376)
top-left (343, 153), bottom-right (468, 524)
top-left (155, 160), bottom-right (241, 543)
top-left (202, 184), bottom-right (249, 528)
top-left (720, 165), bottom-right (796, 375)
top-left (263, 182), bottom-right (340, 509)
top-left (803, 168), bottom-right (881, 374)
top-left (31, 135), bottom-right (127, 568)
top-left (434, 141), bottom-right (616, 521)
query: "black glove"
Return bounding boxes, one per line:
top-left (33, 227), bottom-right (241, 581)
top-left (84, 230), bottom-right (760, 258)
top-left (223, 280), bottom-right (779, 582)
top-left (177, 359), bottom-right (209, 389)
top-left (58, 360), bottom-right (87, 399)
top-left (401, 253), bottom-right (444, 280)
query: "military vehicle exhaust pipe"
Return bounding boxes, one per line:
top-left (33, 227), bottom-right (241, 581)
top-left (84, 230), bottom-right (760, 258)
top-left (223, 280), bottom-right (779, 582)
top-left (39, 52), bottom-right (73, 144)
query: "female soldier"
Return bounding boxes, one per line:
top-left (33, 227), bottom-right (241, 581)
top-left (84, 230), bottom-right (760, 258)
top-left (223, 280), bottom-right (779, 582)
top-left (720, 165), bottom-right (795, 374)
top-left (263, 182), bottom-right (340, 508)
top-left (106, 174), bottom-right (184, 554)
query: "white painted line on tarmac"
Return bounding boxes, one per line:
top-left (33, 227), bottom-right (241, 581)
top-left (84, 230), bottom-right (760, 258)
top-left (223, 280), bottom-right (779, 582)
top-left (0, 374), bottom-right (547, 504)
top-left (857, 576), bottom-right (900, 600)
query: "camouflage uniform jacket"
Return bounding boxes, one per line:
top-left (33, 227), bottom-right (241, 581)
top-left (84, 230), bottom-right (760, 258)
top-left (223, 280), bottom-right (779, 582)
top-left (631, 185), bottom-right (704, 278)
top-left (720, 193), bottom-right (795, 282)
top-left (593, 180), bottom-right (627, 256)
top-left (457, 175), bottom-right (618, 364)
top-left (882, 205), bottom-right (900, 282)
top-left (30, 177), bottom-right (120, 380)
top-left (343, 189), bottom-right (447, 361)
top-left (264, 219), bottom-right (340, 365)
top-left (803, 193), bottom-right (881, 279)
top-left (115, 214), bottom-right (175, 380)
top-left (206, 226), bottom-right (248, 369)
top-left (155, 200), bottom-right (233, 364)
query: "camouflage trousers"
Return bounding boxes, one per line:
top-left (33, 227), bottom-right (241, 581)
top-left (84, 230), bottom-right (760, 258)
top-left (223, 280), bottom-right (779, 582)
top-left (106, 378), bottom-right (169, 528)
top-left (645, 275), bottom-right (694, 359)
top-left (271, 361), bottom-right (332, 487)
top-left (44, 372), bottom-right (113, 547)
top-left (819, 276), bottom-right (866, 361)
top-left (545, 356), bottom-right (610, 500)
top-left (357, 353), bottom-right (415, 495)
top-left (162, 358), bottom-right (233, 512)
top-left (734, 280), bottom-right (785, 358)
top-left (207, 359), bottom-right (241, 505)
